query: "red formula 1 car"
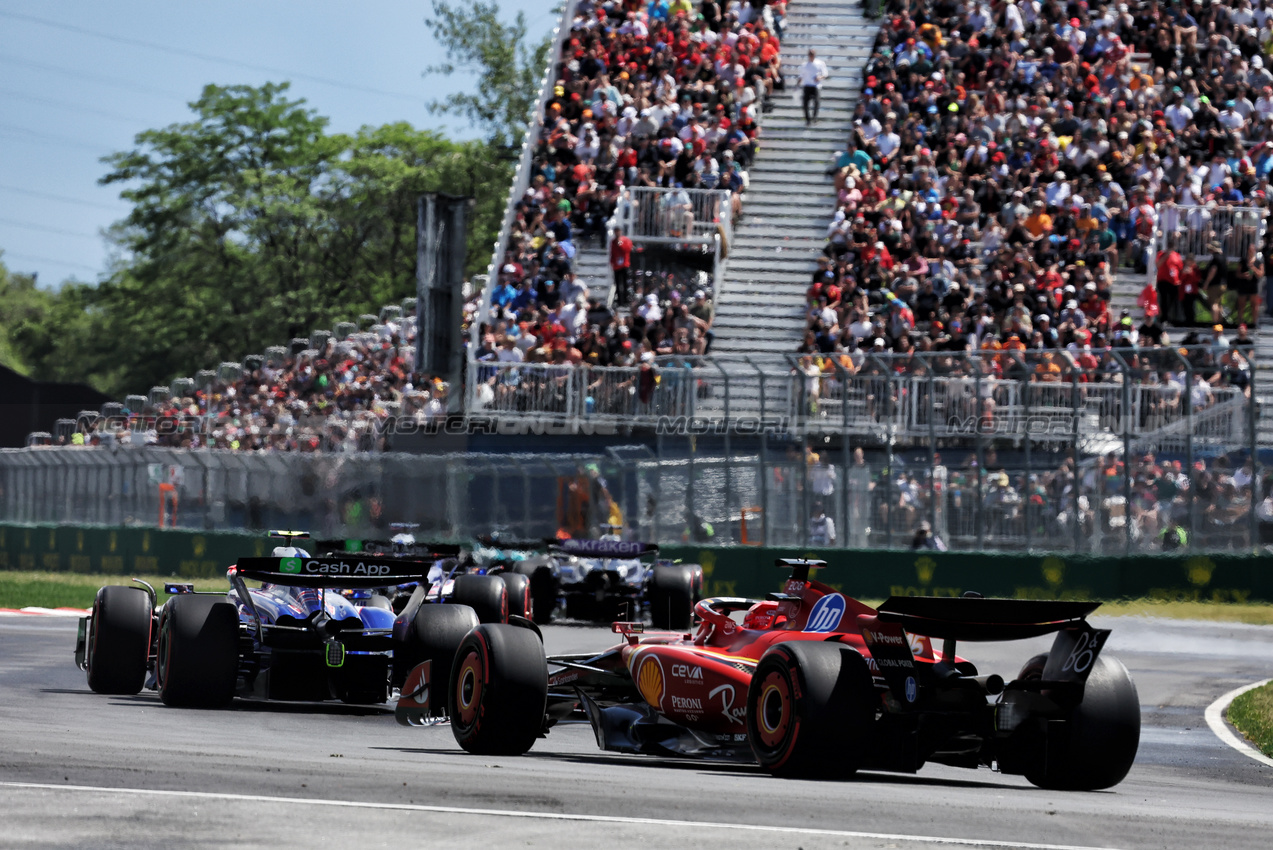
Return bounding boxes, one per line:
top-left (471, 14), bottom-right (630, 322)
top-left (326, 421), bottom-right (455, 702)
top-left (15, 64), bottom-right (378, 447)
top-left (415, 559), bottom-right (1140, 790)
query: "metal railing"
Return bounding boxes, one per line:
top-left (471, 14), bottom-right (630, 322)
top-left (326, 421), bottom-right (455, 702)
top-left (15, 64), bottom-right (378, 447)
top-left (1147, 203), bottom-right (1267, 283)
top-left (2, 433), bottom-right (1262, 555)
top-left (614, 186), bottom-right (733, 249)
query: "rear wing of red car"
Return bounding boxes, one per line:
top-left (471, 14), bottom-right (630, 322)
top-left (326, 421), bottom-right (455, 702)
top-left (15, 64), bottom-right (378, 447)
top-left (866, 596), bottom-right (1110, 706)
top-left (875, 596), bottom-right (1100, 642)
top-left (233, 555), bottom-right (435, 588)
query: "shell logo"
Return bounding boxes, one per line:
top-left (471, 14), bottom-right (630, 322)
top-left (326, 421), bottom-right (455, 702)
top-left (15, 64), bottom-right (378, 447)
top-left (636, 655), bottom-right (664, 708)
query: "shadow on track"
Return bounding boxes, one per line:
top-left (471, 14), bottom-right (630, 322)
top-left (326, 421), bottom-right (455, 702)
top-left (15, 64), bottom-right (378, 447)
top-left (368, 745), bottom-right (1014, 789)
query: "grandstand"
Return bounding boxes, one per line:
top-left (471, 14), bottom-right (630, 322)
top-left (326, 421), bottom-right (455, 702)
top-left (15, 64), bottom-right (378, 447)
top-left (9, 0), bottom-right (1272, 555)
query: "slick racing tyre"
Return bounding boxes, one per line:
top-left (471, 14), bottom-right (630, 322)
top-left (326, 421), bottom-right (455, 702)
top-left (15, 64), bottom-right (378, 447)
top-left (1020, 653), bottom-right (1140, 791)
top-left (400, 603), bottom-right (480, 716)
top-left (157, 595), bottom-right (239, 708)
top-left (86, 586), bottom-right (152, 695)
top-left (501, 572), bottom-right (532, 621)
top-left (528, 565), bottom-right (558, 625)
top-left (450, 623), bottom-right (548, 756)
top-left (452, 575), bottom-right (508, 625)
top-left (647, 564), bottom-right (696, 630)
top-left (747, 641), bottom-right (876, 778)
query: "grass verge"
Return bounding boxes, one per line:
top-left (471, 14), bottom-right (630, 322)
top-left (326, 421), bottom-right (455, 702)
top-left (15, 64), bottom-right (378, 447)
top-left (0, 571), bottom-right (233, 610)
top-left (1095, 599), bottom-right (1273, 626)
top-left (1228, 681), bottom-right (1273, 758)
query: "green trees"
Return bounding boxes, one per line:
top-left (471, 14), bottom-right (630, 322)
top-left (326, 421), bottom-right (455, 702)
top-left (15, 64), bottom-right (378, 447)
top-left (424, 0), bottom-right (553, 149)
top-left (3, 83), bottom-right (510, 397)
top-left (2, 0), bottom-right (551, 399)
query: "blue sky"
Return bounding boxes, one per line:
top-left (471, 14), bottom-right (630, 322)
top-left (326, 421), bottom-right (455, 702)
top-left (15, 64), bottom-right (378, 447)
top-left (0, 0), bottom-right (555, 286)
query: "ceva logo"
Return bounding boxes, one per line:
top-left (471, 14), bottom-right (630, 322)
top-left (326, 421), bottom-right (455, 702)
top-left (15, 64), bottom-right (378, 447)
top-left (280, 557), bottom-right (302, 574)
top-left (805, 593), bottom-right (847, 633)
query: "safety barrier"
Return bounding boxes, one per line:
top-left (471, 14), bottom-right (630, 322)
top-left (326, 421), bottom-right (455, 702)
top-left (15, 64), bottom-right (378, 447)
top-left (2, 524), bottom-right (1269, 603)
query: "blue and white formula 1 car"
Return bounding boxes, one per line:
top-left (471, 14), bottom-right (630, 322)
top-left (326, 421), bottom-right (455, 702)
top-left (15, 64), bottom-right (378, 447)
top-left (74, 538), bottom-right (515, 710)
top-left (495, 538), bottom-right (702, 629)
top-left (322, 527), bottom-right (532, 626)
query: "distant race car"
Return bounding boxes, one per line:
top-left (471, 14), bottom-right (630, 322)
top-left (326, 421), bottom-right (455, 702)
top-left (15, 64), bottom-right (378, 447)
top-left (74, 535), bottom-right (521, 709)
top-left (413, 558), bottom-right (1141, 790)
top-left (478, 537), bottom-right (702, 628)
top-left (319, 527), bottom-right (532, 625)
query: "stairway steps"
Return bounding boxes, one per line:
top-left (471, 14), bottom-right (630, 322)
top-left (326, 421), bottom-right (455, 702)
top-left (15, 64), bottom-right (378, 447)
top-left (714, 0), bottom-right (877, 354)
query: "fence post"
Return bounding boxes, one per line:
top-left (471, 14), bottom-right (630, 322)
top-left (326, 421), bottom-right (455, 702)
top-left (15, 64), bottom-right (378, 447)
top-left (1019, 353), bottom-right (1032, 553)
top-left (1071, 365), bottom-right (1083, 554)
top-left (926, 363), bottom-right (938, 536)
top-left (1249, 365), bottom-right (1259, 553)
top-left (1173, 348), bottom-right (1197, 548)
top-left (974, 364), bottom-right (986, 551)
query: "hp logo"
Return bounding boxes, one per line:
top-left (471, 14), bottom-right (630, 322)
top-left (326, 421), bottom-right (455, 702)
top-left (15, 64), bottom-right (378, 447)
top-left (904, 676), bottom-right (917, 703)
top-left (804, 593), bottom-right (847, 633)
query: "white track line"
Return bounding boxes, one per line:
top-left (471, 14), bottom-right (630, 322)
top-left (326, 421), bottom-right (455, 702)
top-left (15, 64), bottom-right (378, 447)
top-left (0, 780), bottom-right (1120, 850)
top-left (1204, 679), bottom-right (1273, 769)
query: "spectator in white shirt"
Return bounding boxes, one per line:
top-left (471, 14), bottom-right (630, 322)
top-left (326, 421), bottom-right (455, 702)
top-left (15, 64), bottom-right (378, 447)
top-left (799, 49), bottom-right (828, 125)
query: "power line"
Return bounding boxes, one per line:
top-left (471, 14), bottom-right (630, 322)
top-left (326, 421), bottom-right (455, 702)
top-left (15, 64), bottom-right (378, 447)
top-left (0, 53), bottom-right (186, 99)
top-left (0, 251), bottom-right (101, 273)
top-left (0, 184), bottom-right (125, 213)
top-left (0, 87), bottom-right (150, 124)
top-left (0, 10), bottom-right (425, 104)
top-left (0, 217), bottom-right (100, 240)
top-left (0, 123), bottom-right (113, 153)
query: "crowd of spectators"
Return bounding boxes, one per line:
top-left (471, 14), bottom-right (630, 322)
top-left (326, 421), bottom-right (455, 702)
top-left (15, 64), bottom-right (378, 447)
top-left (804, 445), bottom-right (1268, 552)
top-left (801, 0), bottom-right (1269, 393)
top-left (474, 0), bottom-right (787, 370)
top-left (56, 316), bottom-right (446, 453)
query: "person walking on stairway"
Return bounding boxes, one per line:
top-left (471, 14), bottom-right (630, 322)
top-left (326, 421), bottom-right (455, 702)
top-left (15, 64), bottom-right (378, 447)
top-left (799, 49), bottom-right (827, 126)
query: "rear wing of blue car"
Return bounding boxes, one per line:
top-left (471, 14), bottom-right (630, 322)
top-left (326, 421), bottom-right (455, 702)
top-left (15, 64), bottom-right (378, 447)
top-left (314, 538), bottom-right (462, 558)
top-left (234, 555), bottom-right (435, 588)
top-left (549, 539), bottom-right (659, 558)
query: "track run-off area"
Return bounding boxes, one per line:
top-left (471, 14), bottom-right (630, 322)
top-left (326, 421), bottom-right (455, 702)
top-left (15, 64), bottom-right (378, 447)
top-left (2, 615), bottom-right (1271, 849)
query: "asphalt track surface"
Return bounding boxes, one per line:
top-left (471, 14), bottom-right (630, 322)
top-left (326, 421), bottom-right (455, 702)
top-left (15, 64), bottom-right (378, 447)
top-left (2, 615), bottom-right (1272, 849)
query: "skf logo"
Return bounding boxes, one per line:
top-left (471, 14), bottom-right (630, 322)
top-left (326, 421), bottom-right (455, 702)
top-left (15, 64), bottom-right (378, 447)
top-left (636, 656), bottom-right (664, 708)
top-left (671, 663), bottom-right (702, 682)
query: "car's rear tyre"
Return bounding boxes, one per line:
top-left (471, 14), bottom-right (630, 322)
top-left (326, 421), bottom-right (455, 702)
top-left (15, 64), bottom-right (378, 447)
top-left (450, 623), bottom-right (548, 755)
top-left (747, 641), bottom-right (876, 778)
top-left (86, 586), bottom-right (151, 695)
top-left (501, 572), bottom-right (531, 621)
top-left (1023, 653), bottom-right (1140, 791)
top-left (157, 595), bottom-right (239, 708)
top-left (529, 565), bottom-right (558, 624)
top-left (399, 603), bottom-right (480, 716)
top-left (648, 564), bottom-right (695, 630)
top-left (451, 575), bottom-right (508, 625)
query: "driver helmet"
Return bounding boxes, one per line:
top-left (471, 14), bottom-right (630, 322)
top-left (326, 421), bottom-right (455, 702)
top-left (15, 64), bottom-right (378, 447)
top-left (271, 545), bottom-right (310, 558)
top-left (390, 532), bottom-right (416, 556)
